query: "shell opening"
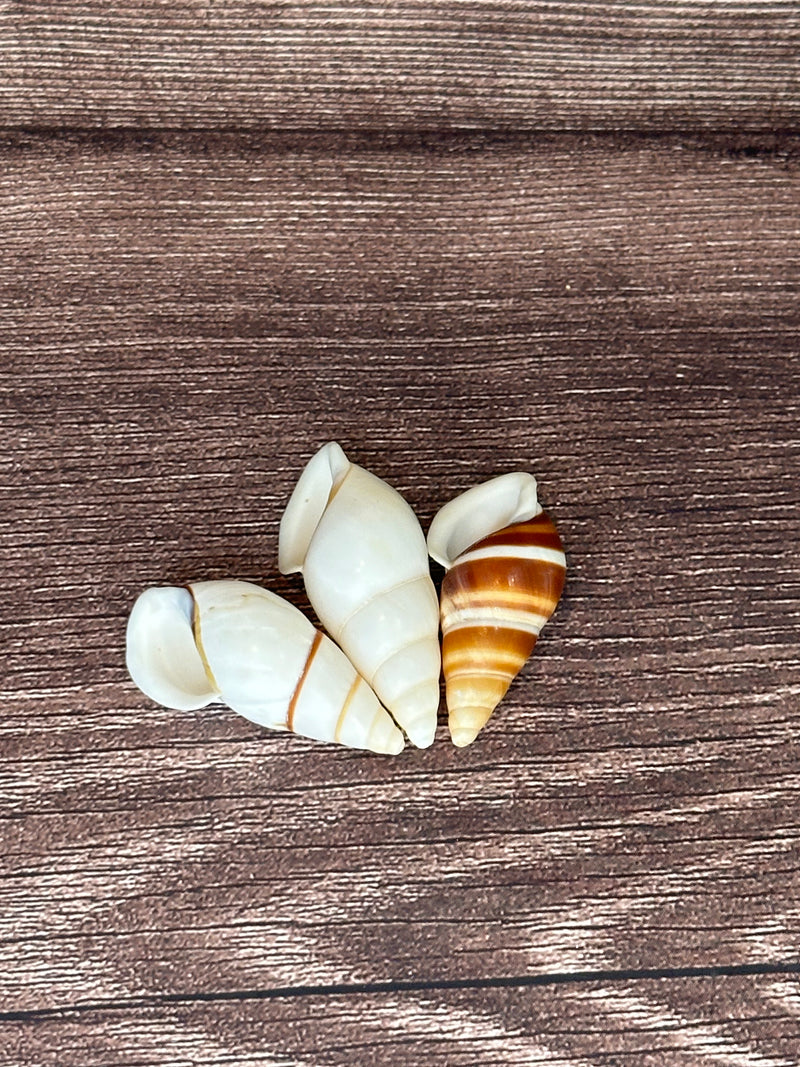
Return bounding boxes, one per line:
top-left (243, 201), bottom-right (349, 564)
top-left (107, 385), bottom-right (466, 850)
top-left (126, 585), bottom-right (218, 711)
top-left (278, 442), bottom-right (352, 574)
top-left (426, 472), bottom-right (541, 568)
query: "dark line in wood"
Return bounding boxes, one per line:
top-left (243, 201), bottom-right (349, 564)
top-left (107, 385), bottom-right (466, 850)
top-left (3, 963), bottom-right (799, 1023)
top-left (0, 127), bottom-right (799, 157)
top-left (0, 727), bottom-right (791, 770)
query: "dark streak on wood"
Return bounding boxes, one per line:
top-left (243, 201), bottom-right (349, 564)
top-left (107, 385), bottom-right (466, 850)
top-left (5, 977), bottom-right (800, 1064)
top-left (4, 961), bottom-right (800, 1021)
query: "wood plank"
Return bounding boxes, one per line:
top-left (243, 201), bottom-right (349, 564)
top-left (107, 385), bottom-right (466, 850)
top-left (1, 3), bottom-right (799, 130)
top-left (5, 976), bottom-right (800, 1065)
top-left (1, 132), bottom-right (799, 1025)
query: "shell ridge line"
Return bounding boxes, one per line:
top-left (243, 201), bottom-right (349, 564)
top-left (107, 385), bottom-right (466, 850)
top-left (445, 643), bottom-right (534, 672)
top-left (367, 633), bottom-right (436, 689)
top-left (446, 666), bottom-right (519, 682)
top-left (286, 630), bottom-right (323, 732)
top-left (188, 586), bottom-right (219, 693)
top-left (444, 587), bottom-right (559, 614)
top-left (366, 702), bottom-right (399, 748)
top-left (457, 544), bottom-right (567, 567)
top-left (444, 612), bottom-right (550, 635)
top-left (444, 592), bottom-right (557, 616)
top-left (326, 462), bottom-right (351, 506)
top-left (333, 573), bottom-right (435, 643)
top-left (461, 515), bottom-right (564, 557)
top-left (333, 673), bottom-right (363, 744)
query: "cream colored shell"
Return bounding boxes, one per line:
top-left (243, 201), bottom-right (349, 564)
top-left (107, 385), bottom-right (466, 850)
top-left (126, 580), bottom-right (405, 755)
top-left (279, 442), bottom-right (441, 748)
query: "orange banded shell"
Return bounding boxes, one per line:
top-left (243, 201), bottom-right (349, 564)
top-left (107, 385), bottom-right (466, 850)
top-left (427, 474), bottom-right (566, 747)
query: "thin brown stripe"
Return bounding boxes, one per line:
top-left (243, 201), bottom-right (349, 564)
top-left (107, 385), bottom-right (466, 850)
top-left (189, 586), bottom-right (219, 692)
top-left (334, 674), bottom-right (363, 744)
top-left (286, 630), bottom-right (323, 733)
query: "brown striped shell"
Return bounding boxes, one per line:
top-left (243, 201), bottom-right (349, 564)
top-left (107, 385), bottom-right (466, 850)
top-left (437, 504), bottom-right (566, 747)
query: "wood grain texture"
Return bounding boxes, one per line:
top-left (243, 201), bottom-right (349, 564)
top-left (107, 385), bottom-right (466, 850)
top-left (1, 2), bottom-right (800, 131)
top-left (1, 131), bottom-right (799, 1066)
top-left (5, 977), bottom-right (800, 1065)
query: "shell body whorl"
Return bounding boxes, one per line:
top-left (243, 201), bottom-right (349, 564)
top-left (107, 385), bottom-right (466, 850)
top-left (429, 475), bottom-right (566, 747)
top-left (279, 443), bottom-right (441, 748)
top-left (126, 579), bottom-right (404, 755)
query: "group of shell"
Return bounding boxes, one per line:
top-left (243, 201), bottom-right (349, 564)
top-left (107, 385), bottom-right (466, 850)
top-left (126, 443), bottom-right (566, 754)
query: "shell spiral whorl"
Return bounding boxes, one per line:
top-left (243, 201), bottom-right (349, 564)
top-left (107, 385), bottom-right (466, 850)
top-left (279, 442), bottom-right (441, 749)
top-left (428, 473), bottom-right (566, 748)
top-left (126, 580), bottom-right (406, 755)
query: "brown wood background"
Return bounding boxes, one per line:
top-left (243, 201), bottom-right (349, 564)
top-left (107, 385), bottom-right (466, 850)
top-left (2, 4), bottom-right (800, 1065)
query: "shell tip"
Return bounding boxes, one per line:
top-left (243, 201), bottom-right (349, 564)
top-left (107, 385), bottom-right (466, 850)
top-left (383, 732), bottom-right (406, 756)
top-left (405, 721), bottom-right (437, 749)
top-left (390, 680), bottom-right (440, 748)
top-left (449, 720), bottom-right (483, 748)
top-left (448, 706), bottom-right (493, 747)
top-left (366, 714), bottom-right (406, 755)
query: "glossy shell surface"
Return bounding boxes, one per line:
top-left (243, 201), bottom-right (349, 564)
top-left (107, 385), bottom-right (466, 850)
top-left (126, 579), bottom-right (405, 755)
top-left (279, 442), bottom-right (440, 748)
top-left (428, 474), bottom-right (566, 747)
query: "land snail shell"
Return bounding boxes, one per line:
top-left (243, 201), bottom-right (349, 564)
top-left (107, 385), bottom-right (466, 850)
top-left (279, 442), bottom-right (441, 749)
top-left (427, 473), bottom-right (566, 748)
top-left (126, 580), bottom-right (405, 755)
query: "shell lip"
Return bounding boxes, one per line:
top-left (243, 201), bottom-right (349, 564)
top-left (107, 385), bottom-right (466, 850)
top-left (278, 442), bottom-right (352, 575)
top-left (426, 472), bottom-right (541, 568)
top-left (126, 585), bottom-right (219, 711)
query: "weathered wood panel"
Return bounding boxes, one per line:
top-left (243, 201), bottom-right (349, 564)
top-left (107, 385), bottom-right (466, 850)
top-left (5, 976), bottom-right (800, 1065)
top-left (1, 131), bottom-right (799, 1060)
top-left (1, 3), bottom-right (799, 130)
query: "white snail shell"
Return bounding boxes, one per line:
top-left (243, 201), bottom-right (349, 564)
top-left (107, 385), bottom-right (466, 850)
top-left (428, 473), bottom-right (566, 748)
top-left (126, 580), bottom-right (405, 755)
top-left (279, 442), bottom-right (441, 748)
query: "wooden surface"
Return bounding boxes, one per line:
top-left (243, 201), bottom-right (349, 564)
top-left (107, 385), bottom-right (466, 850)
top-left (2, 6), bottom-right (800, 1066)
top-left (2, 1), bottom-right (800, 130)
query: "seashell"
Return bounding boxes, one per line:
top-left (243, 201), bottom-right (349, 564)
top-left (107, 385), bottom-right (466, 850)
top-left (279, 442), bottom-right (441, 748)
top-left (126, 579), bottom-right (405, 755)
top-left (427, 473), bottom-right (566, 748)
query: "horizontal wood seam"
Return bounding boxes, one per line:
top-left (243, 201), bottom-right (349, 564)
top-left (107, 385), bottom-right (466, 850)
top-left (1, 126), bottom-right (800, 150)
top-left (4, 963), bottom-right (800, 1023)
